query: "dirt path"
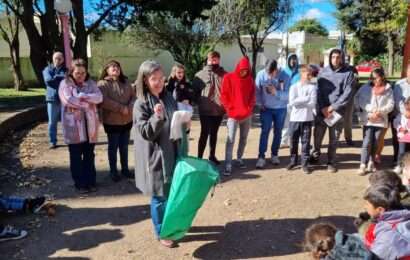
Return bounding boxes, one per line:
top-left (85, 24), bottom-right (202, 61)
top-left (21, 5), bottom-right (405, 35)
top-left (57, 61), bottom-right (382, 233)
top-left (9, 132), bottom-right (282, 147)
top-left (0, 120), bottom-right (394, 260)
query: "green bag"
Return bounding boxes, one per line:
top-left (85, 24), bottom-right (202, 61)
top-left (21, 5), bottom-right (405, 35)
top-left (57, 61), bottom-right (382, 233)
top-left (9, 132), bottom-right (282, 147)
top-left (159, 131), bottom-right (219, 240)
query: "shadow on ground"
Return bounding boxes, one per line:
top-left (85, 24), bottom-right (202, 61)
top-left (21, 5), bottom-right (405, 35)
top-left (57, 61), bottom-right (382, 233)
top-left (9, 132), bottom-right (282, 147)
top-left (184, 215), bottom-right (355, 259)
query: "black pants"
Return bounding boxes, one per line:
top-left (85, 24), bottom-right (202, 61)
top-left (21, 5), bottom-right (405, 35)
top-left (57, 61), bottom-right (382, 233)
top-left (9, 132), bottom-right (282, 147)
top-left (391, 120), bottom-right (399, 164)
top-left (289, 121), bottom-right (312, 167)
top-left (198, 115), bottom-right (223, 159)
top-left (68, 141), bottom-right (96, 189)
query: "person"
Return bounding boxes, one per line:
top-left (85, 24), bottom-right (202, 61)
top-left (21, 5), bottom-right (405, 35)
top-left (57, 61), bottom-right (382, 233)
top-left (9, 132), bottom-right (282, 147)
top-left (166, 63), bottom-right (195, 106)
top-left (59, 59), bottom-right (102, 193)
top-left (280, 53), bottom-right (300, 148)
top-left (304, 222), bottom-right (372, 260)
top-left (133, 60), bottom-right (184, 248)
top-left (98, 60), bottom-right (135, 182)
top-left (0, 195), bottom-right (46, 242)
top-left (393, 64), bottom-right (410, 172)
top-left (220, 56), bottom-right (256, 176)
top-left (363, 184), bottom-right (410, 259)
top-left (255, 59), bottom-right (288, 168)
top-left (42, 52), bottom-right (67, 149)
top-left (402, 153), bottom-right (410, 193)
top-left (355, 67), bottom-right (394, 175)
top-left (310, 49), bottom-right (355, 173)
top-left (287, 65), bottom-right (317, 174)
top-left (192, 51), bottom-right (226, 165)
top-left (344, 65), bottom-right (359, 146)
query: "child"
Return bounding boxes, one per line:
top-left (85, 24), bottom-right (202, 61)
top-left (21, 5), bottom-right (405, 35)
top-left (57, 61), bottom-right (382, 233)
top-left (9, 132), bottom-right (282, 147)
top-left (166, 63), bottom-right (195, 106)
top-left (363, 184), bottom-right (410, 259)
top-left (355, 68), bottom-right (394, 175)
top-left (287, 65), bottom-right (317, 174)
top-left (304, 222), bottom-right (373, 259)
top-left (394, 98), bottom-right (410, 174)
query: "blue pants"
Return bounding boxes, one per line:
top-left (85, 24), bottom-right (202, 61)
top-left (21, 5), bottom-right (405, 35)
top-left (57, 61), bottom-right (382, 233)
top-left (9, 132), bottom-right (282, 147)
top-left (0, 196), bottom-right (25, 212)
top-left (68, 141), bottom-right (96, 189)
top-left (47, 102), bottom-right (61, 145)
top-left (151, 196), bottom-right (167, 238)
top-left (258, 108), bottom-right (287, 158)
top-left (107, 131), bottom-right (130, 174)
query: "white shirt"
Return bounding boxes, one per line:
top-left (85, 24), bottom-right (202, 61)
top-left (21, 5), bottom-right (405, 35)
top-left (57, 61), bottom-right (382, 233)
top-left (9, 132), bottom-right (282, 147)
top-left (288, 81), bottom-right (317, 122)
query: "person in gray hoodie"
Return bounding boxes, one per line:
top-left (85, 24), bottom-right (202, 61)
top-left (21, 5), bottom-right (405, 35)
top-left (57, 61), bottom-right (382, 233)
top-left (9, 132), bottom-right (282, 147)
top-left (310, 49), bottom-right (355, 173)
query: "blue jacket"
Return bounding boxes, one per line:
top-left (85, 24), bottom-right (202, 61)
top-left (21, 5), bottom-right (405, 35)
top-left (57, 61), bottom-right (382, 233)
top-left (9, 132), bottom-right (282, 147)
top-left (317, 49), bottom-right (354, 116)
top-left (282, 53), bottom-right (300, 88)
top-left (255, 68), bottom-right (290, 109)
top-left (43, 65), bottom-right (67, 102)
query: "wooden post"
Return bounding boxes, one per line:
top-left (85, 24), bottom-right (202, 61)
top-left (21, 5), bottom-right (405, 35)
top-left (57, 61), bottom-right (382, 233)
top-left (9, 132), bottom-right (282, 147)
top-left (402, 1), bottom-right (410, 78)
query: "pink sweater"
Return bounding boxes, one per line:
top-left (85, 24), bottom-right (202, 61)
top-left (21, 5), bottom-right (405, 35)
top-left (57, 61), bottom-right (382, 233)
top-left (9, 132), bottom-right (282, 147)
top-left (59, 78), bottom-right (103, 144)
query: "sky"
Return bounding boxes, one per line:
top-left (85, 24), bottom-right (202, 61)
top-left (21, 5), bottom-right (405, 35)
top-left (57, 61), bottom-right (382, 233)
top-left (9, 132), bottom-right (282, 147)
top-left (83, 0), bottom-right (339, 31)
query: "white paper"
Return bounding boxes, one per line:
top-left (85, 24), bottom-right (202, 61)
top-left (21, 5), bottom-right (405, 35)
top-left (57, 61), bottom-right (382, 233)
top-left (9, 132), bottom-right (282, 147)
top-left (324, 111), bottom-right (342, 127)
top-left (170, 110), bottom-right (192, 141)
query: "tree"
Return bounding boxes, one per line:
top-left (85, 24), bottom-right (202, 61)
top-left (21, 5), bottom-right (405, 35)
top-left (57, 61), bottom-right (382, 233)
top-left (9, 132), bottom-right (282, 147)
top-left (289, 18), bottom-right (328, 36)
top-left (0, 1), bottom-right (25, 90)
top-left (334, 0), bottom-right (407, 75)
top-left (2, 0), bottom-right (131, 84)
top-left (210, 0), bottom-right (292, 77)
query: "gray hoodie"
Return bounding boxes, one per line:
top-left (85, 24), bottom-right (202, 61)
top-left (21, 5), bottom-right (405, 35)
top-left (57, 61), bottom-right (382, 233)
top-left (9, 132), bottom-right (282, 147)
top-left (317, 49), bottom-right (355, 116)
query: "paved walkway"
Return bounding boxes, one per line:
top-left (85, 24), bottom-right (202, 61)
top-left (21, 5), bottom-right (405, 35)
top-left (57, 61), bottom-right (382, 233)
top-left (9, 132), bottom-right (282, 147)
top-left (0, 120), bottom-right (394, 260)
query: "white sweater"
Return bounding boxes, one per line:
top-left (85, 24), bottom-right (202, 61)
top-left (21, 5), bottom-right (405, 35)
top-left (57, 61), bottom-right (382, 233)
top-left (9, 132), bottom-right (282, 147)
top-left (355, 83), bottom-right (394, 128)
top-left (288, 81), bottom-right (317, 122)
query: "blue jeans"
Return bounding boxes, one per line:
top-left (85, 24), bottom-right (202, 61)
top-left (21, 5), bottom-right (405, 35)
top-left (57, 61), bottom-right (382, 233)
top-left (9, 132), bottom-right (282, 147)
top-left (151, 196), bottom-right (167, 237)
top-left (107, 131), bottom-right (130, 174)
top-left (68, 141), bottom-right (96, 189)
top-left (258, 108), bottom-right (287, 158)
top-left (0, 196), bottom-right (25, 212)
top-left (47, 102), bottom-right (61, 145)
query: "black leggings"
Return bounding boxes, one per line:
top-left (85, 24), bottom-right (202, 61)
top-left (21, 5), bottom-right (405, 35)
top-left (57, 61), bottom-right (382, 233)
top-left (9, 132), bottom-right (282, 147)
top-left (198, 115), bottom-right (223, 159)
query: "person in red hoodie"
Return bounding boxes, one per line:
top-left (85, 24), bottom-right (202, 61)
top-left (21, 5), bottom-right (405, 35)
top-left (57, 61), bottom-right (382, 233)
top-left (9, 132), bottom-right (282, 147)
top-left (221, 57), bottom-right (256, 176)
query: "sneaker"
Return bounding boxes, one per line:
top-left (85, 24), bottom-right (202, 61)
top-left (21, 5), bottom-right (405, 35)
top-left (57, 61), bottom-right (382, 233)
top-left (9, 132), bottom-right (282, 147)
top-left (302, 166), bottom-right (312, 174)
top-left (110, 172), bottom-right (121, 182)
top-left (327, 164), bottom-right (338, 173)
top-left (159, 239), bottom-right (176, 248)
top-left (224, 165), bottom-right (232, 176)
top-left (209, 156), bottom-right (220, 165)
top-left (236, 159), bottom-right (246, 169)
top-left (394, 165), bottom-right (402, 175)
top-left (309, 154), bottom-right (320, 164)
top-left (121, 169), bottom-right (134, 179)
top-left (49, 143), bottom-right (57, 149)
top-left (271, 156), bottom-right (280, 165)
top-left (256, 158), bottom-right (266, 169)
top-left (357, 164), bottom-right (367, 176)
top-left (0, 226), bottom-right (28, 242)
top-left (26, 196), bottom-right (46, 213)
top-left (286, 162), bottom-right (297, 170)
top-left (367, 161), bottom-right (376, 173)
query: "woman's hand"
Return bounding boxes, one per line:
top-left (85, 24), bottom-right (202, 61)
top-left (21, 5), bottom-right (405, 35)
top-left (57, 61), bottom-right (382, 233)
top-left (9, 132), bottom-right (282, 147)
top-left (154, 103), bottom-right (164, 118)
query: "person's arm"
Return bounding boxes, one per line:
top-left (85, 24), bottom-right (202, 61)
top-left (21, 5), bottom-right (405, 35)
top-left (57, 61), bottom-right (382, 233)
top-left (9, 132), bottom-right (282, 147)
top-left (191, 75), bottom-right (205, 104)
top-left (377, 89), bottom-right (394, 115)
top-left (42, 67), bottom-right (62, 90)
top-left (133, 100), bottom-right (165, 141)
top-left (127, 82), bottom-right (137, 110)
top-left (97, 80), bottom-right (124, 112)
top-left (331, 71), bottom-right (354, 111)
top-left (255, 71), bottom-right (264, 107)
top-left (395, 83), bottom-right (406, 114)
top-left (249, 80), bottom-right (256, 109)
top-left (83, 81), bottom-right (103, 104)
top-left (58, 80), bottom-right (83, 109)
top-left (220, 75), bottom-right (231, 111)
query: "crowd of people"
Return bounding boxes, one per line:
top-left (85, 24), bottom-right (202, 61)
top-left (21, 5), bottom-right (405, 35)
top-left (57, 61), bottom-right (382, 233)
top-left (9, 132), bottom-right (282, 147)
top-left (2, 48), bottom-right (410, 255)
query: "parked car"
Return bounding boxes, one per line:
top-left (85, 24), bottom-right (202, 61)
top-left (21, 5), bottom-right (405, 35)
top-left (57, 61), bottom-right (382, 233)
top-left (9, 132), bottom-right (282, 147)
top-left (355, 60), bottom-right (381, 73)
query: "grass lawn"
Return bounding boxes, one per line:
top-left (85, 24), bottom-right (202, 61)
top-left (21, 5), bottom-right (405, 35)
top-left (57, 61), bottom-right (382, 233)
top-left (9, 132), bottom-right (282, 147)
top-left (0, 88), bottom-right (45, 109)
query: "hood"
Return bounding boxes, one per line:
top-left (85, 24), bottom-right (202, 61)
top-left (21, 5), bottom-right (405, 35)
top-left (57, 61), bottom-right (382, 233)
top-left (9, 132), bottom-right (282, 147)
top-left (234, 56), bottom-right (252, 78)
top-left (379, 209), bottom-right (410, 222)
top-left (286, 53), bottom-right (299, 72)
top-left (328, 48), bottom-right (346, 71)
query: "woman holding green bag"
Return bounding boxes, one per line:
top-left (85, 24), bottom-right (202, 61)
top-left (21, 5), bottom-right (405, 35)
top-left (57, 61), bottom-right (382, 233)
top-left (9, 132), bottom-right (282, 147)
top-left (133, 60), bottom-right (179, 248)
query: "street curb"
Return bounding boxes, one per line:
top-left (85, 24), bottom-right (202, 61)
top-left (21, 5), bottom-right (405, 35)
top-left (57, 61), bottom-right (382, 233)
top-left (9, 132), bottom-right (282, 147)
top-left (0, 105), bottom-right (47, 139)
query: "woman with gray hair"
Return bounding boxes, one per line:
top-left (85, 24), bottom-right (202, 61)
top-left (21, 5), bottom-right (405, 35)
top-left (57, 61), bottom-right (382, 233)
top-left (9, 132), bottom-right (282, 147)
top-left (133, 60), bottom-right (179, 247)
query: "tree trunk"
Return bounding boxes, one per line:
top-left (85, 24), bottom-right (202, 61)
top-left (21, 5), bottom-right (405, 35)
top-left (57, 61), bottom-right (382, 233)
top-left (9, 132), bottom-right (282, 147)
top-left (72, 0), bottom-right (88, 62)
top-left (387, 33), bottom-right (394, 76)
top-left (251, 36), bottom-right (259, 78)
top-left (9, 37), bottom-right (26, 91)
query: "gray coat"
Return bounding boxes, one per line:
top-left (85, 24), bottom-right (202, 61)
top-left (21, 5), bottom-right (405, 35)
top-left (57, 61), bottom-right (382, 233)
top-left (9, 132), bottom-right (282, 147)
top-left (133, 91), bottom-right (178, 197)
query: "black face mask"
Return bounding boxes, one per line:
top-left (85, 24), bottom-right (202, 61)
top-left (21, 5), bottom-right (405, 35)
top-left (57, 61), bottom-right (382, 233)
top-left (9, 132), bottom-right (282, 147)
top-left (210, 64), bottom-right (220, 70)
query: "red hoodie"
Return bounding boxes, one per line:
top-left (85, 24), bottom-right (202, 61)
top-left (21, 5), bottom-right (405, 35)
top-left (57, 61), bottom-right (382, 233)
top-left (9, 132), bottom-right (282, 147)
top-left (221, 57), bottom-right (256, 120)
